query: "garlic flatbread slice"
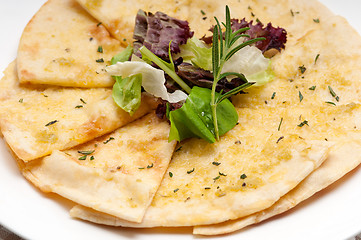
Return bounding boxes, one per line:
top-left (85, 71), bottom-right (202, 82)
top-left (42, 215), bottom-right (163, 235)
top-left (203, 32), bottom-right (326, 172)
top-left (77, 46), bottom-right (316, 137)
top-left (69, 105), bottom-right (330, 227)
top-left (17, 0), bottom-right (123, 87)
top-left (22, 113), bottom-right (176, 223)
top-left (0, 61), bottom-right (154, 161)
top-left (193, 140), bottom-right (361, 235)
top-left (188, 0), bottom-right (333, 41)
top-left (75, 0), bottom-right (191, 46)
top-left (233, 15), bottom-right (361, 109)
top-left (70, 102), bottom-right (361, 227)
top-left (70, 136), bottom-right (328, 227)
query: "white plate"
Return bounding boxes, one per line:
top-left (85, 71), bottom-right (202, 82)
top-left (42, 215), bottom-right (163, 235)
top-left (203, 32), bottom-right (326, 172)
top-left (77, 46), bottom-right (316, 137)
top-left (0, 1), bottom-right (360, 239)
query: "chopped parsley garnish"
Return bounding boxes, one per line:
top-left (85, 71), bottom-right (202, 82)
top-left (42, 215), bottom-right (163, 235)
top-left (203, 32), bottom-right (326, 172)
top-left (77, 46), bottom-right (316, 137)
top-left (299, 91), bottom-right (304, 102)
top-left (298, 65), bottom-right (306, 74)
top-left (173, 188), bottom-right (179, 193)
top-left (278, 117), bottom-right (283, 131)
top-left (315, 54), bottom-right (320, 64)
top-left (328, 86), bottom-right (339, 102)
top-left (200, 10), bottom-right (206, 15)
top-left (297, 120), bottom-right (309, 127)
top-left (240, 174), bottom-right (247, 179)
top-left (325, 101), bottom-right (336, 106)
top-left (97, 22), bottom-right (102, 27)
top-left (45, 120), bottom-right (58, 127)
top-left (147, 163), bottom-right (154, 169)
top-left (78, 150), bottom-right (95, 155)
top-left (187, 168), bottom-right (195, 174)
top-left (169, 172), bottom-right (173, 178)
top-left (97, 46), bottom-right (103, 53)
top-left (19, 98), bottom-right (23, 103)
top-left (290, 9), bottom-right (300, 17)
top-left (276, 136), bottom-right (284, 144)
top-left (77, 150), bottom-right (94, 160)
top-left (103, 137), bottom-right (115, 144)
top-left (219, 172), bottom-right (227, 176)
top-left (212, 161), bottom-right (221, 166)
top-left (80, 98), bottom-right (87, 104)
top-left (204, 187), bottom-right (211, 190)
top-left (313, 18), bottom-right (320, 23)
top-left (213, 176), bottom-right (220, 181)
top-left (271, 92), bottom-right (276, 99)
top-left (309, 86), bottom-right (316, 90)
top-left (138, 167), bottom-right (145, 169)
top-left (75, 105), bottom-right (83, 108)
top-left (96, 58), bottom-right (104, 63)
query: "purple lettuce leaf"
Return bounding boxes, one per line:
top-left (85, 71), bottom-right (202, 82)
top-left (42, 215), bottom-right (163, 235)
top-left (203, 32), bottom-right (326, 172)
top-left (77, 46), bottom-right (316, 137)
top-left (133, 9), bottom-right (194, 60)
top-left (201, 18), bottom-right (287, 53)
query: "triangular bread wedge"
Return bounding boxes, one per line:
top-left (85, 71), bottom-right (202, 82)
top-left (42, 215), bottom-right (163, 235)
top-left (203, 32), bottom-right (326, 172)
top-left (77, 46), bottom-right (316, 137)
top-left (21, 113), bottom-right (176, 223)
top-left (188, 0), bottom-right (333, 40)
top-left (233, 15), bottom-right (361, 109)
top-left (193, 140), bottom-right (361, 235)
top-left (17, 0), bottom-right (123, 87)
top-left (75, 0), bottom-right (191, 46)
top-left (69, 101), bottom-right (361, 228)
top-left (69, 106), bottom-right (332, 227)
top-left (0, 61), bottom-right (155, 162)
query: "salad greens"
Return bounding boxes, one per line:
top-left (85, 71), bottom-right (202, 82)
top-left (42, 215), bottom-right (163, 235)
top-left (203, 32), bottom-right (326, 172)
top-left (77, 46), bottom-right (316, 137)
top-left (108, 6), bottom-right (282, 143)
top-left (179, 37), bottom-right (213, 71)
top-left (210, 6), bottom-right (265, 140)
top-left (112, 74), bottom-right (142, 116)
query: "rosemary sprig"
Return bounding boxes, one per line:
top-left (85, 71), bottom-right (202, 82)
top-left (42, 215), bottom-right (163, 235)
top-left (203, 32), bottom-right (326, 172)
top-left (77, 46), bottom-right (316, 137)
top-left (211, 6), bottom-right (265, 140)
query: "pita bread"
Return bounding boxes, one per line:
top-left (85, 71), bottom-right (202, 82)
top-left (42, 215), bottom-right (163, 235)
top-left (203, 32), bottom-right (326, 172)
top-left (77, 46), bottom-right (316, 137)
top-left (194, 140), bottom-right (361, 235)
top-left (75, 0), bottom-right (191, 46)
top-left (17, 0), bottom-right (123, 87)
top-left (0, 61), bottom-right (155, 161)
top-left (21, 113), bottom-right (176, 223)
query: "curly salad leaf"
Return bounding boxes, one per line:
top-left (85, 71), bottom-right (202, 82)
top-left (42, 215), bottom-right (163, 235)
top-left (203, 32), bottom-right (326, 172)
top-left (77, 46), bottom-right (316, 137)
top-left (107, 7), bottom-right (287, 143)
top-left (133, 9), bottom-right (194, 60)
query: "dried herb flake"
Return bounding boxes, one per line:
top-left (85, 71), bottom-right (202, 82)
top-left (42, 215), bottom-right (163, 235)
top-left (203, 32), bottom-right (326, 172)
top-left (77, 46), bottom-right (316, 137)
top-left (103, 137), bottom-right (115, 144)
top-left (297, 120), bottom-right (309, 127)
top-left (45, 120), bottom-right (58, 127)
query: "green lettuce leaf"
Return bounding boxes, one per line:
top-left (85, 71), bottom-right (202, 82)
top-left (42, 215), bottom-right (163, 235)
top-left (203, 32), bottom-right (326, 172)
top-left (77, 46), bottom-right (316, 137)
top-left (111, 46), bottom-right (133, 65)
top-left (110, 46), bottom-right (141, 115)
top-left (247, 62), bottom-right (274, 86)
top-left (179, 37), bottom-right (212, 71)
top-left (112, 74), bottom-right (142, 116)
top-left (169, 86), bottom-right (238, 143)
